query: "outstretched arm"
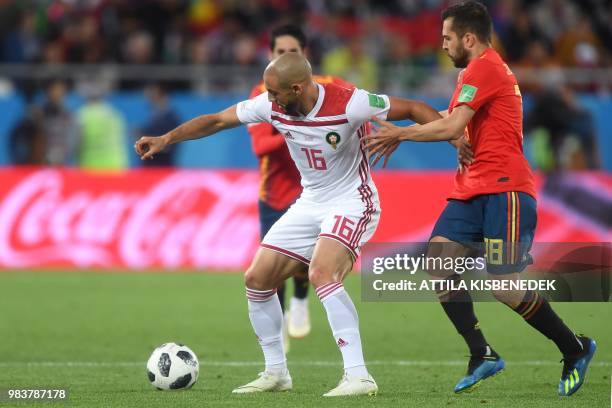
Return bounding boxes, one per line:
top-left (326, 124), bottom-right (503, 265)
top-left (367, 97), bottom-right (444, 167)
top-left (386, 97), bottom-right (443, 124)
top-left (366, 105), bottom-right (475, 167)
top-left (401, 104), bottom-right (474, 141)
top-left (135, 105), bottom-right (241, 160)
top-left (376, 105), bottom-right (475, 143)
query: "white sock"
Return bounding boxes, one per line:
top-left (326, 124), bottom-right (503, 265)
top-left (246, 287), bottom-right (287, 375)
top-left (290, 296), bottom-right (308, 310)
top-left (316, 282), bottom-right (369, 379)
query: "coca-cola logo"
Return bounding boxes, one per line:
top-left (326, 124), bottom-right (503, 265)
top-left (0, 169), bottom-right (260, 269)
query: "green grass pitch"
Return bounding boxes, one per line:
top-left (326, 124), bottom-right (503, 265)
top-left (0, 272), bottom-right (610, 407)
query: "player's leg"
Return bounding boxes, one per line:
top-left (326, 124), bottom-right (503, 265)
top-left (287, 273), bottom-right (311, 338)
top-left (258, 199), bottom-right (290, 312)
top-left (309, 237), bottom-right (377, 397)
top-left (232, 247), bottom-right (304, 394)
top-left (234, 197), bottom-right (319, 394)
top-left (312, 199), bottom-right (381, 397)
top-left (258, 199), bottom-right (296, 352)
top-left (484, 192), bottom-right (596, 396)
top-left (259, 199), bottom-right (311, 342)
top-left (428, 198), bottom-right (504, 393)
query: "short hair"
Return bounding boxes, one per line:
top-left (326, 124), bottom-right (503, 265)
top-left (269, 24), bottom-right (307, 51)
top-left (441, 1), bottom-right (492, 44)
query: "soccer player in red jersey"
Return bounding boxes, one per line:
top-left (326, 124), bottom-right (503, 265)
top-left (366, 1), bottom-right (595, 397)
top-left (248, 25), bottom-right (356, 348)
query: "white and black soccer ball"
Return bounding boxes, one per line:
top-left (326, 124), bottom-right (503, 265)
top-left (146, 342), bottom-right (199, 390)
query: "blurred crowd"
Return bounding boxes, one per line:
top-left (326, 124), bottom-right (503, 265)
top-left (9, 80), bottom-right (179, 169)
top-left (2, 0), bottom-right (608, 171)
top-left (1, 0), bottom-right (611, 75)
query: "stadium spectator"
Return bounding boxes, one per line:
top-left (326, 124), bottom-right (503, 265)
top-left (526, 85), bottom-right (601, 170)
top-left (322, 35), bottom-right (378, 90)
top-left (501, 9), bottom-right (546, 63)
top-left (38, 80), bottom-right (78, 166)
top-left (8, 108), bottom-right (45, 165)
top-left (554, 15), bottom-right (603, 68)
top-left (137, 83), bottom-right (180, 167)
top-left (380, 36), bottom-right (430, 95)
top-left (1, 9), bottom-right (42, 63)
top-left (76, 81), bottom-right (128, 170)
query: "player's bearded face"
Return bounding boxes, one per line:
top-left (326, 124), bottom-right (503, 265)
top-left (264, 74), bottom-right (299, 112)
top-left (442, 19), bottom-right (469, 68)
top-left (275, 89), bottom-right (298, 111)
top-left (449, 41), bottom-right (469, 68)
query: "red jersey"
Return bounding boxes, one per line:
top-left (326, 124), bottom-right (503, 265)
top-left (448, 48), bottom-right (536, 200)
top-left (248, 75), bottom-right (355, 210)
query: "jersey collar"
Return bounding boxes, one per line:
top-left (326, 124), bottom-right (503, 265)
top-left (304, 83), bottom-right (325, 118)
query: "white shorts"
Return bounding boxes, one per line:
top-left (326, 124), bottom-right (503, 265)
top-left (261, 194), bottom-right (381, 264)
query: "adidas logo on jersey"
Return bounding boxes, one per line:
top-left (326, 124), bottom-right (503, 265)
top-left (284, 131), bottom-right (294, 140)
top-left (337, 338), bottom-right (349, 348)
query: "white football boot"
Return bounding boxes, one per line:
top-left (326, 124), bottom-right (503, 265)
top-left (323, 372), bottom-right (378, 397)
top-left (232, 371), bottom-right (293, 394)
top-left (287, 297), bottom-right (311, 338)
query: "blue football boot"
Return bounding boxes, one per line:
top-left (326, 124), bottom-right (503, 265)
top-left (558, 336), bottom-right (596, 397)
top-left (454, 347), bottom-right (505, 393)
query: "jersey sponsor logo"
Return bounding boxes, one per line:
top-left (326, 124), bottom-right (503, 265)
top-left (367, 93), bottom-right (385, 108)
top-left (325, 132), bottom-right (341, 150)
top-left (458, 84), bottom-right (478, 102)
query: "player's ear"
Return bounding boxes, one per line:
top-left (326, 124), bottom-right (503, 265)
top-left (464, 32), bottom-right (475, 48)
top-left (292, 84), bottom-right (302, 95)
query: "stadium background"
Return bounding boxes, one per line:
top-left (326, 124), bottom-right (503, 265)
top-left (0, 0), bottom-right (610, 407)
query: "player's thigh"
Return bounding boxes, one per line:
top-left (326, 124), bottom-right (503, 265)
top-left (430, 198), bottom-right (484, 244)
top-left (309, 197), bottom-right (381, 286)
top-left (261, 198), bottom-right (320, 265)
top-left (426, 236), bottom-right (474, 278)
top-left (428, 198), bottom-right (484, 277)
top-left (318, 196), bottom-right (381, 262)
top-left (483, 192), bottom-right (537, 305)
top-left (309, 237), bottom-right (354, 287)
top-left (245, 246), bottom-right (306, 290)
top-left (482, 192), bottom-right (537, 275)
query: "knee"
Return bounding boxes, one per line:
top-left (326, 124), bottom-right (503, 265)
top-left (308, 264), bottom-right (335, 288)
top-left (244, 266), bottom-right (269, 290)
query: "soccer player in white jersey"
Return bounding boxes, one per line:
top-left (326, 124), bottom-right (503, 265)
top-left (135, 53), bottom-right (444, 397)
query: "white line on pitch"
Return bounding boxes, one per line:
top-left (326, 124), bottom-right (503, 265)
top-left (0, 360), bottom-right (610, 367)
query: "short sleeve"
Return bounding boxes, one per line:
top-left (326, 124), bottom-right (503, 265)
top-left (455, 60), bottom-right (500, 112)
top-left (236, 92), bottom-right (271, 125)
top-left (346, 88), bottom-right (390, 126)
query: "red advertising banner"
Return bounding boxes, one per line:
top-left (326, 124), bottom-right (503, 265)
top-left (0, 168), bottom-right (609, 270)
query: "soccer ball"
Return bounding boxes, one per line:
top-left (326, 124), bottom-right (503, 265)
top-left (146, 342), bottom-right (199, 390)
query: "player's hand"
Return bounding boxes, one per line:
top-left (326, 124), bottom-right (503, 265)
top-left (450, 136), bottom-right (473, 172)
top-left (134, 135), bottom-right (168, 160)
top-left (365, 117), bottom-right (404, 168)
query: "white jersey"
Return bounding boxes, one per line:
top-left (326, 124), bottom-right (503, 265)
top-left (236, 82), bottom-right (390, 203)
